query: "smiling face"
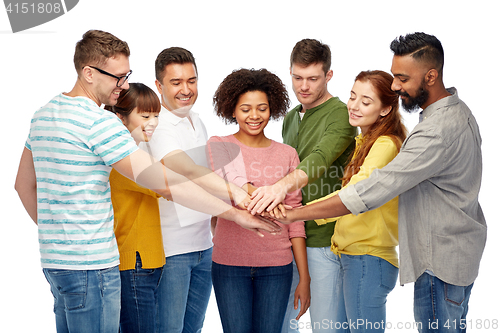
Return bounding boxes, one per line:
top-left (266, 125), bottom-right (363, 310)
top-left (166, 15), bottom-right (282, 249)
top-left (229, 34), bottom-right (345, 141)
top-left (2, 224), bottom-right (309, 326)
top-left (155, 62), bottom-right (198, 113)
top-left (119, 108), bottom-right (159, 144)
top-left (290, 62), bottom-right (332, 111)
top-left (347, 80), bottom-right (390, 135)
top-left (233, 90), bottom-right (270, 144)
top-left (92, 54), bottom-right (131, 106)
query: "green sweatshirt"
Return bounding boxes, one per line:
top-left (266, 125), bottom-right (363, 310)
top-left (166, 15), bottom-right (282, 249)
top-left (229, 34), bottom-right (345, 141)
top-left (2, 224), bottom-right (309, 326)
top-left (282, 97), bottom-right (356, 247)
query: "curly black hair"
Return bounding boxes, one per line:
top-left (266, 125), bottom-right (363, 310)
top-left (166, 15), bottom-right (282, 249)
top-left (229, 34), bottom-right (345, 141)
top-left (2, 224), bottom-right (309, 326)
top-left (213, 68), bottom-right (290, 124)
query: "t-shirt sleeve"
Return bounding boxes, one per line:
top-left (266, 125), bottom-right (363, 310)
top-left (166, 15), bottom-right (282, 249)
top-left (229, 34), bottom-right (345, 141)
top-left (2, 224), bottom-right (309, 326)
top-left (87, 115), bottom-right (138, 166)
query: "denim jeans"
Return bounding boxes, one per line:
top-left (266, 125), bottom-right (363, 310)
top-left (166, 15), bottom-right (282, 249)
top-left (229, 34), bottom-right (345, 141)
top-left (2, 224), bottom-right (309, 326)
top-left (305, 246), bottom-right (342, 333)
top-left (212, 262), bottom-right (293, 333)
top-left (157, 248), bottom-right (213, 333)
top-left (414, 273), bottom-right (473, 333)
top-left (43, 266), bottom-right (121, 333)
top-left (335, 254), bottom-right (398, 333)
top-left (119, 252), bottom-right (163, 333)
top-left (281, 258), bottom-right (301, 333)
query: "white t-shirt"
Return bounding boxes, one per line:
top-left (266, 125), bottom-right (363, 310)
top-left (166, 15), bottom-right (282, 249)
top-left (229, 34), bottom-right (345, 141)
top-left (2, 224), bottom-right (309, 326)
top-left (27, 94), bottom-right (138, 270)
top-left (142, 106), bottom-right (212, 257)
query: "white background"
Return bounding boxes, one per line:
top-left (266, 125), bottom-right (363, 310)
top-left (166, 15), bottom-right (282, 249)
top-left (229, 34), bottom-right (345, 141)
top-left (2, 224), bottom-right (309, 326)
top-left (1, 1), bottom-right (498, 332)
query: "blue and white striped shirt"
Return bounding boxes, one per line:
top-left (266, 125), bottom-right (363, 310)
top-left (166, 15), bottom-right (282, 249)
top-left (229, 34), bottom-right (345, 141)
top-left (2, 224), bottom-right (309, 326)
top-left (26, 93), bottom-right (138, 270)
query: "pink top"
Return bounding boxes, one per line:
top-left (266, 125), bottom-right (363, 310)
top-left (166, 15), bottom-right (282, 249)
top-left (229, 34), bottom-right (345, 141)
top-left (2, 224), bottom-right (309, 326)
top-left (207, 135), bottom-right (305, 267)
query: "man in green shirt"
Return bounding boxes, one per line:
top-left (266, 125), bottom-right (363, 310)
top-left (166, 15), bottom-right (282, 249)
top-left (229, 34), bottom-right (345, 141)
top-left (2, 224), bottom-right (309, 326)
top-left (248, 39), bottom-right (355, 332)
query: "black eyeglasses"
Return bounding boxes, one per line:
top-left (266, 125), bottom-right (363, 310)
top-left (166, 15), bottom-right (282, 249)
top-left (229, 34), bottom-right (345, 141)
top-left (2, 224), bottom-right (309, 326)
top-left (86, 66), bottom-right (132, 87)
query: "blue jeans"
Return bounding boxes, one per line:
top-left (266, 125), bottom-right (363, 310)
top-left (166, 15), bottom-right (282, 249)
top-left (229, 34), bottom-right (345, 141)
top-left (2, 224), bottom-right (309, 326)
top-left (157, 248), bottom-right (213, 333)
top-left (414, 273), bottom-right (473, 333)
top-left (119, 252), bottom-right (163, 333)
top-left (306, 246), bottom-right (342, 333)
top-left (212, 262), bottom-right (293, 333)
top-left (335, 254), bottom-right (398, 333)
top-left (43, 266), bottom-right (121, 333)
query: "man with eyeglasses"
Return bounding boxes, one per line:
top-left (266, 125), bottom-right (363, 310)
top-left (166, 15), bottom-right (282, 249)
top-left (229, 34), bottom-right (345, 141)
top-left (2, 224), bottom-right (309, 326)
top-left (14, 30), bottom-right (281, 333)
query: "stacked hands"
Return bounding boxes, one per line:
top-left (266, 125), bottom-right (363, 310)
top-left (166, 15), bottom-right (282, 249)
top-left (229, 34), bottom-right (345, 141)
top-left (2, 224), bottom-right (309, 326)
top-left (233, 183), bottom-right (295, 237)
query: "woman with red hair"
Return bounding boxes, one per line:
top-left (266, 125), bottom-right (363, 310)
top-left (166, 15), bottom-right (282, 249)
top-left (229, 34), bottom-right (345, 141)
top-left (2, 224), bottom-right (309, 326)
top-left (310, 70), bottom-right (407, 332)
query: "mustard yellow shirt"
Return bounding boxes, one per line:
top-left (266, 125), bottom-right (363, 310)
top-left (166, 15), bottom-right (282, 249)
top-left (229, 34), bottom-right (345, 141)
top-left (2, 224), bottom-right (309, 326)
top-left (110, 169), bottom-right (165, 271)
top-left (309, 135), bottom-right (400, 267)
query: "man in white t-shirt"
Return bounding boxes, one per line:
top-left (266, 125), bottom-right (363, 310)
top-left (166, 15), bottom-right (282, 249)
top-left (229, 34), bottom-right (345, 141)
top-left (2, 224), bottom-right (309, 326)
top-left (148, 47), bottom-right (213, 333)
top-left (14, 31), bottom-right (280, 333)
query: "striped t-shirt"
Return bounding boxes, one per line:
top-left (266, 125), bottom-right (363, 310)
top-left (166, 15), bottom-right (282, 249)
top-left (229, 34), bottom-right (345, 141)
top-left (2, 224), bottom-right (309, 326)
top-left (26, 93), bottom-right (138, 270)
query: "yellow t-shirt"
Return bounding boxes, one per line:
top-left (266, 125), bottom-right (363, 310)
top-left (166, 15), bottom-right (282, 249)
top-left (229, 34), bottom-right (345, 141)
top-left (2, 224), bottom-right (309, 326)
top-left (309, 135), bottom-right (400, 267)
top-left (110, 169), bottom-right (165, 271)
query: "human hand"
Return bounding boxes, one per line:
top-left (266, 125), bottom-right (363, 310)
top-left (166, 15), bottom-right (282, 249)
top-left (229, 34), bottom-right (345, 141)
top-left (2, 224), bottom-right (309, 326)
top-left (231, 209), bottom-right (282, 237)
top-left (294, 278), bottom-right (311, 320)
top-left (261, 206), bottom-right (296, 225)
top-left (267, 203), bottom-right (292, 219)
top-left (247, 184), bottom-right (287, 215)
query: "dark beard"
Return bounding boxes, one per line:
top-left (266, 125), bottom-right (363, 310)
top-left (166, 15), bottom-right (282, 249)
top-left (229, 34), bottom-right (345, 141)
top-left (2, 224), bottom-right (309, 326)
top-left (396, 86), bottom-right (429, 114)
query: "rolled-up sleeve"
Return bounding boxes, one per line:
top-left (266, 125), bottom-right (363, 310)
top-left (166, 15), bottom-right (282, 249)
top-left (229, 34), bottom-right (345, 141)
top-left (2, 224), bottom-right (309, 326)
top-left (339, 127), bottom-right (446, 215)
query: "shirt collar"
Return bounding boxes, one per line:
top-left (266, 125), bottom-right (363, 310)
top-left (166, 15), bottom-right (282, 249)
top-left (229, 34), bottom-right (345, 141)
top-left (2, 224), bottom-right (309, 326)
top-left (419, 87), bottom-right (458, 122)
top-left (160, 105), bottom-right (198, 125)
top-left (355, 133), bottom-right (364, 145)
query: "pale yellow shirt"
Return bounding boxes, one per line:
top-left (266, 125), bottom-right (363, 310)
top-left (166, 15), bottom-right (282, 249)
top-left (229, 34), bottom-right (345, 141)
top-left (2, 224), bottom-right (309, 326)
top-left (309, 135), bottom-right (400, 267)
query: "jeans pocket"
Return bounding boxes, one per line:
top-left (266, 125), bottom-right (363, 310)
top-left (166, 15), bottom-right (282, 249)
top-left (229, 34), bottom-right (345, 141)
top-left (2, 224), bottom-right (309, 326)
top-left (378, 259), bottom-right (398, 291)
top-left (45, 269), bottom-right (87, 310)
top-left (444, 283), bottom-right (466, 306)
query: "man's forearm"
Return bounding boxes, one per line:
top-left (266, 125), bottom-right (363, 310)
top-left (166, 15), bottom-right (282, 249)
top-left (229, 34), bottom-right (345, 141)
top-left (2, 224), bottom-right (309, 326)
top-left (192, 171), bottom-right (249, 205)
top-left (287, 194), bottom-right (350, 223)
top-left (162, 150), bottom-right (248, 205)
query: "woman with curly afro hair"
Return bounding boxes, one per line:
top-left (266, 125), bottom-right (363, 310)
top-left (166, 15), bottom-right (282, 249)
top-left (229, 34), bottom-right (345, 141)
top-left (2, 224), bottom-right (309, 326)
top-left (207, 68), bottom-right (310, 333)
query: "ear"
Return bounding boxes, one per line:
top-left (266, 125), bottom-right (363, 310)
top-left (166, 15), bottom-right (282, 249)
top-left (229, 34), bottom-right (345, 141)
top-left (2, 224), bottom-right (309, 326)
top-left (425, 69), bottom-right (439, 87)
top-left (380, 106), bottom-right (392, 117)
top-left (155, 79), bottom-right (163, 95)
top-left (325, 69), bottom-right (333, 83)
top-left (81, 66), bottom-right (94, 84)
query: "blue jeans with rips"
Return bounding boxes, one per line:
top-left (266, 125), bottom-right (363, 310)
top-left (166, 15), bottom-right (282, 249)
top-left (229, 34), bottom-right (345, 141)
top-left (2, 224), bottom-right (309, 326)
top-left (119, 252), bottom-right (163, 333)
top-left (157, 248), bottom-right (213, 333)
top-left (212, 262), bottom-right (293, 333)
top-left (43, 266), bottom-right (121, 333)
top-left (413, 272), bottom-right (473, 333)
